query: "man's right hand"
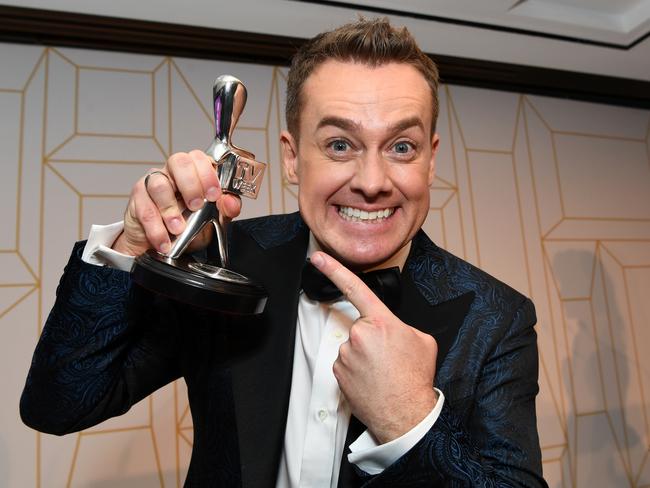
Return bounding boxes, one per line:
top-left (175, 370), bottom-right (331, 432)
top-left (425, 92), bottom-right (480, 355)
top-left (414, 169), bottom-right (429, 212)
top-left (112, 150), bottom-right (242, 257)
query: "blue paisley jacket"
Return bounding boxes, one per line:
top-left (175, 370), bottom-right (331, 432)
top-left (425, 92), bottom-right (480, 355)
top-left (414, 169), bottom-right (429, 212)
top-left (21, 212), bottom-right (547, 487)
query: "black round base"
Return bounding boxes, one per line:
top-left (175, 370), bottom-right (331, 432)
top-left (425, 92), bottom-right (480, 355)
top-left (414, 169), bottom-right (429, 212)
top-left (131, 250), bottom-right (267, 315)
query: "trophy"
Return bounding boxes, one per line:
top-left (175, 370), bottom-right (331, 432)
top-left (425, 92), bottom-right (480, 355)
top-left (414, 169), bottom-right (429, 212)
top-left (131, 75), bottom-right (268, 314)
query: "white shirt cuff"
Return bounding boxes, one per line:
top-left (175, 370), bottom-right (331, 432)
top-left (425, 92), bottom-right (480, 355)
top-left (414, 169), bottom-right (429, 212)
top-left (347, 388), bottom-right (445, 475)
top-left (81, 222), bottom-right (135, 272)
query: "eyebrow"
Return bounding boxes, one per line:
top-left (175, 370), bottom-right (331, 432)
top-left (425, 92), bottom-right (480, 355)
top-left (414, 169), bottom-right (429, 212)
top-left (390, 116), bottom-right (425, 133)
top-left (316, 116), bottom-right (360, 132)
top-left (316, 115), bottom-right (425, 133)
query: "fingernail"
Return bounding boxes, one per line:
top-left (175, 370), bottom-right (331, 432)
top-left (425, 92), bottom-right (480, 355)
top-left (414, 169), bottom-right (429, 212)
top-left (170, 217), bottom-right (183, 233)
top-left (206, 187), bottom-right (219, 201)
top-left (311, 252), bottom-right (324, 267)
top-left (160, 241), bottom-right (171, 254)
top-left (189, 198), bottom-right (204, 211)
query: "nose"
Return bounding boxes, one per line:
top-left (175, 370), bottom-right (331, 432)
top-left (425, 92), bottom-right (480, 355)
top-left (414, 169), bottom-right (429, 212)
top-left (349, 153), bottom-right (392, 198)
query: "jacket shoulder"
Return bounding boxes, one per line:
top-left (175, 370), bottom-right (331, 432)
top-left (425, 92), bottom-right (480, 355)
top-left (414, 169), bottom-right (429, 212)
top-left (231, 212), bottom-right (306, 250)
top-left (410, 231), bottom-right (530, 312)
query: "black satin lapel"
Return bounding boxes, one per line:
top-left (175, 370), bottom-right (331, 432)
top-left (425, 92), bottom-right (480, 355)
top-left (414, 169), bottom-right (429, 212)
top-left (337, 414), bottom-right (367, 488)
top-left (397, 272), bottom-right (474, 371)
top-left (227, 226), bottom-right (308, 488)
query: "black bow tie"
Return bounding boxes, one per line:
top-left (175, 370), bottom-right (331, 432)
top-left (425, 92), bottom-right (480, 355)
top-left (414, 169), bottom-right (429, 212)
top-left (301, 260), bottom-right (401, 312)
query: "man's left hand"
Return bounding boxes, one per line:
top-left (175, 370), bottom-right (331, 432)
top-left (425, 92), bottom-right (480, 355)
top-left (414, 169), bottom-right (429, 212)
top-left (310, 251), bottom-right (439, 444)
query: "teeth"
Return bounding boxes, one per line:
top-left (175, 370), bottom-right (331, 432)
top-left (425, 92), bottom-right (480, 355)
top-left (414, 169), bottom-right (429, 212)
top-left (338, 206), bottom-right (394, 222)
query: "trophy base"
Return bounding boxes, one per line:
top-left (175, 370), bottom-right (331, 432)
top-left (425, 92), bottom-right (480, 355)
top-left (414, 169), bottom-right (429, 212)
top-left (131, 250), bottom-right (267, 315)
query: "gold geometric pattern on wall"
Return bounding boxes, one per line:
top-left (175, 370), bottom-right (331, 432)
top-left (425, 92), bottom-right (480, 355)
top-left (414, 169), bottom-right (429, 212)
top-left (2, 40), bottom-right (649, 487)
top-left (526, 96), bottom-right (650, 487)
top-left (0, 43), bottom-right (42, 314)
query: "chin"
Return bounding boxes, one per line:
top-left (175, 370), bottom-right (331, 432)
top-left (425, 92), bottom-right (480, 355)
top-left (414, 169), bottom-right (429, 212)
top-left (331, 242), bottom-right (402, 271)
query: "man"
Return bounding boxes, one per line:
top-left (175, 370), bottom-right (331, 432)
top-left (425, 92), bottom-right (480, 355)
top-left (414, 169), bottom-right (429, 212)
top-left (21, 18), bottom-right (546, 487)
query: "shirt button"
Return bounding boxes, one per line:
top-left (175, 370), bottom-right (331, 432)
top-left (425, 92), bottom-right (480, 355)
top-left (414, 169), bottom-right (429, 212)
top-left (317, 409), bottom-right (328, 421)
top-left (334, 330), bottom-right (343, 339)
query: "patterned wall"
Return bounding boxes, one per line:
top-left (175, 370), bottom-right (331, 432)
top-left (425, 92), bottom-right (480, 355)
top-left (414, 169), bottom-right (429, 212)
top-left (2, 42), bottom-right (649, 487)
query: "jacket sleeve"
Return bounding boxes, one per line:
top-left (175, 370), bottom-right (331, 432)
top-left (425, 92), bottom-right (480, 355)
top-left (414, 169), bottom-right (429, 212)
top-left (20, 241), bottom-right (183, 435)
top-left (361, 298), bottom-right (548, 487)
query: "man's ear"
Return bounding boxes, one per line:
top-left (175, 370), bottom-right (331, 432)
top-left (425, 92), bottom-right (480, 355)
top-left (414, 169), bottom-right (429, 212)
top-left (280, 130), bottom-right (299, 184)
top-left (428, 133), bottom-right (440, 186)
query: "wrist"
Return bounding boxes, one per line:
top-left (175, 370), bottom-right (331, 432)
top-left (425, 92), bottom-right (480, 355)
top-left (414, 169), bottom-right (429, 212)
top-left (373, 387), bottom-right (438, 444)
top-left (111, 233), bottom-right (146, 257)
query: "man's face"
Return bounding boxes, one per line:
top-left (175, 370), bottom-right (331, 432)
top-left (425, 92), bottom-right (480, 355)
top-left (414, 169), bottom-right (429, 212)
top-left (281, 60), bottom-right (439, 270)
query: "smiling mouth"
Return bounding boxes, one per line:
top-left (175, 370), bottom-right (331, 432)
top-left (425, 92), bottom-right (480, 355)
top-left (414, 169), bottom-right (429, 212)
top-left (337, 205), bottom-right (395, 223)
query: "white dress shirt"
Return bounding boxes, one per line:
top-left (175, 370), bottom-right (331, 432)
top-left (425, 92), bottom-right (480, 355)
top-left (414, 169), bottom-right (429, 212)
top-left (82, 223), bottom-right (445, 487)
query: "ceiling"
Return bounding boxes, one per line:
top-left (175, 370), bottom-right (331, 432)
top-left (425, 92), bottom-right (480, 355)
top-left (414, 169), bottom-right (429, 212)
top-left (340, 0), bottom-right (650, 46)
top-left (1, 0), bottom-right (649, 81)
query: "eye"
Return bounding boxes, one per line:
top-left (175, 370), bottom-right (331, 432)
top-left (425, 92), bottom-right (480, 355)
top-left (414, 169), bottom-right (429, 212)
top-left (393, 141), bottom-right (412, 154)
top-left (395, 142), bottom-right (411, 154)
top-left (329, 139), bottom-right (350, 152)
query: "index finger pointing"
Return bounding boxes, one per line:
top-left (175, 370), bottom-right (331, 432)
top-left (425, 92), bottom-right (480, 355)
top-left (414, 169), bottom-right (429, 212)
top-left (310, 251), bottom-right (391, 318)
